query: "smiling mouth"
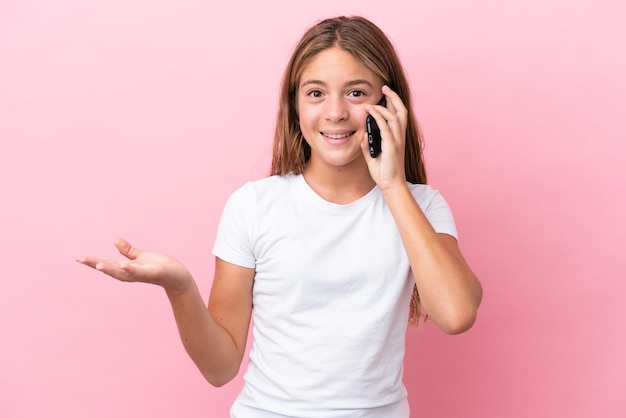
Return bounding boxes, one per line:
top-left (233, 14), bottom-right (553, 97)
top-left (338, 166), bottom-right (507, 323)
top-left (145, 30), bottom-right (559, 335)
top-left (321, 131), bottom-right (356, 139)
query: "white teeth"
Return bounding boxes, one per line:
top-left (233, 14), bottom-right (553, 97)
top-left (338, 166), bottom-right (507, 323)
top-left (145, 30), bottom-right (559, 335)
top-left (323, 132), bottom-right (354, 139)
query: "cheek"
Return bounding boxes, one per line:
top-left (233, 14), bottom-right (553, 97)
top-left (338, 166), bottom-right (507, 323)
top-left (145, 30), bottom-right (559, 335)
top-left (296, 109), bottom-right (313, 141)
top-left (297, 106), bottom-right (316, 128)
top-left (355, 107), bottom-right (369, 125)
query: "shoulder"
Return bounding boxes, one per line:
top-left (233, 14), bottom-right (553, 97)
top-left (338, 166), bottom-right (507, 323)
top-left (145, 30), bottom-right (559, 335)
top-left (223, 175), bottom-right (298, 212)
top-left (407, 182), bottom-right (458, 237)
top-left (407, 182), bottom-right (446, 208)
top-left (242, 174), bottom-right (294, 192)
top-left (215, 176), bottom-right (295, 244)
top-left (230, 175), bottom-right (295, 200)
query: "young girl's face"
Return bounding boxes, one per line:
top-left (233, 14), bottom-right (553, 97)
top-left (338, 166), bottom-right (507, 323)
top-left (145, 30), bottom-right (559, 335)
top-left (297, 46), bottom-right (384, 171)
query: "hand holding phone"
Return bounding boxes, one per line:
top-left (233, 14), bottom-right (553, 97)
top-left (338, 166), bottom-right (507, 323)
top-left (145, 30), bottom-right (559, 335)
top-left (366, 96), bottom-right (387, 158)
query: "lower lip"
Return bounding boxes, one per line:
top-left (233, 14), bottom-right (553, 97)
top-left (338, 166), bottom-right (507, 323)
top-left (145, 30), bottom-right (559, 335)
top-left (322, 133), bottom-right (354, 146)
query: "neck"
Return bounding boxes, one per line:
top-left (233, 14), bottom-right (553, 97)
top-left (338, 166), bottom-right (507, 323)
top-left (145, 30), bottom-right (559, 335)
top-left (302, 158), bottom-right (375, 204)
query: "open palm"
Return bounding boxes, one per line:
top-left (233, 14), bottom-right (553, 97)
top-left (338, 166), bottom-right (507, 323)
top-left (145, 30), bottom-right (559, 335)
top-left (76, 238), bottom-right (192, 292)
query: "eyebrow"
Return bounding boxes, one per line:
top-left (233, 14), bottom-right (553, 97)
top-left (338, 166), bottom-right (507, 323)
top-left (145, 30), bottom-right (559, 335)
top-left (300, 79), bottom-right (375, 88)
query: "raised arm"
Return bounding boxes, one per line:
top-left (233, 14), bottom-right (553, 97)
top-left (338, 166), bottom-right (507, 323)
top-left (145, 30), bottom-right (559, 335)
top-left (381, 188), bottom-right (482, 334)
top-left (362, 86), bottom-right (482, 334)
top-left (76, 238), bottom-right (254, 386)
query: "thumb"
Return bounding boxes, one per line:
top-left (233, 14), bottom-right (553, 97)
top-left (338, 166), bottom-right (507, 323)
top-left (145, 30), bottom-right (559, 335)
top-left (114, 237), bottom-right (142, 260)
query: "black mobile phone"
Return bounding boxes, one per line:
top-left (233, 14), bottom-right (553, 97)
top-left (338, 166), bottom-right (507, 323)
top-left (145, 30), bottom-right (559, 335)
top-left (366, 96), bottom-right (387, 158)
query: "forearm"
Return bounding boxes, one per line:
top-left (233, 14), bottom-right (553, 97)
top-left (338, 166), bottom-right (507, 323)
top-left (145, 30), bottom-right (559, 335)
top-left (382, 183), bottom-right (482, 333)
top-left (76, 239), bottom-right (247, 385)
top-left (165, 280), bottom-right (243, 386)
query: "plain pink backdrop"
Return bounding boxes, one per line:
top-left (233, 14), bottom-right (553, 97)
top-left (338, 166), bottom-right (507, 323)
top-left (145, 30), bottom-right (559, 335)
top-left (1, 0), bottom-right (624, 417)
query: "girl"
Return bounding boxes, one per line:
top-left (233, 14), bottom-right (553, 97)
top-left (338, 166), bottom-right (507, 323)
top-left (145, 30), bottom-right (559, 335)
top-left (77, 15), bottom-right (482, 418)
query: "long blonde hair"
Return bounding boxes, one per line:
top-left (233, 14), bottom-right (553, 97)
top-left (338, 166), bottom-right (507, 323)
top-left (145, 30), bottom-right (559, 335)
top-left (271, 16), bottom-right (427, 325)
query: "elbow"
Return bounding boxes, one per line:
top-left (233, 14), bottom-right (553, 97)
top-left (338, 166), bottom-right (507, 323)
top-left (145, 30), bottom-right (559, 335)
top-left (439, 310), bottom-right (478, 335)
top-left (204, 367), bottom-right (239, 388)
top-left (199, 362), bottom-right (241, 388)
top-left (208, 378), bottom-right (231, 388)
top-left (442, 282), bottom-right (483, 335)
top-left (187, 345), bottom-right (244, 388)
top-left (435, 293), bottom-right (482, 335)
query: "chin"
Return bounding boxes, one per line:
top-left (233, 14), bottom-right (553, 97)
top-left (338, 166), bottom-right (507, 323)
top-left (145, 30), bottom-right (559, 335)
top-left (319, 153), bottom-right (365, 169)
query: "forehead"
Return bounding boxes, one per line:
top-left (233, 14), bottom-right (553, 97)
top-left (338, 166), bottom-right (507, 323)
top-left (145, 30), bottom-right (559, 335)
top-left (299, 47), bottom-right (379, 86)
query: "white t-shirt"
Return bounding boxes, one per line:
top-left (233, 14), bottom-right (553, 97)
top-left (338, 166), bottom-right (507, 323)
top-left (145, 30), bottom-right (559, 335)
top-left (212, 174), bottom-right (457, 418)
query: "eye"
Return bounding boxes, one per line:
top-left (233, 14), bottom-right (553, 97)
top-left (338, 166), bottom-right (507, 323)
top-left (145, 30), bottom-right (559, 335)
top-left (307, 90), bottom-right (323, 98)
top-left (348, 90), bottom-right (366, 98)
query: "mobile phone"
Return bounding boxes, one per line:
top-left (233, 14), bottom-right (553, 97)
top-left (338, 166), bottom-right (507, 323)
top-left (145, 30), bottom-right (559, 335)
top-left (366, 96), bottom-right (387, 158)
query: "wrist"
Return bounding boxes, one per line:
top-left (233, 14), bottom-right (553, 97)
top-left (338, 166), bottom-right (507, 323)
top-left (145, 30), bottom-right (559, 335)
top-left (163, 270), bottom-right (195, 298)
top-left (379, 178), bottom-right (410, 197)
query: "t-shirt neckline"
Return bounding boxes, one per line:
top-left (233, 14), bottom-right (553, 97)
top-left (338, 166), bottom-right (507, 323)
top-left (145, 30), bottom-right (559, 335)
top-left (293, 174), bottom-right (380, 211)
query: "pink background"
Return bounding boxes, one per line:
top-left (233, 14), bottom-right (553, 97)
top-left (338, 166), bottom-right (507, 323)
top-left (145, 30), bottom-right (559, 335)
top-left (1, 0), bottom-right (624, 417)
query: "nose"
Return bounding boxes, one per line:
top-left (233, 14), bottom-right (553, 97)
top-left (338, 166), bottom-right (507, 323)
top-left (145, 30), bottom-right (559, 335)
top-left (324, 96), bottom-right (349, 122)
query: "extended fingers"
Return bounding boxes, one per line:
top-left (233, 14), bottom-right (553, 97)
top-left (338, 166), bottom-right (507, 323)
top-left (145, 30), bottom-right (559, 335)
top-left (75, 255), bottom-right (104, 270)
top-left (382, 85), bottom-right (407, 112)
top-left (381, 86), bottom-right (408, 129)
top-left (368, 87), bottom-right (406, 127)
top-left (366, 103), bottom-right (402, 145)
top-left (97, 260), bottom-right (138, 281)
top-left (77, 255), bottom-right (138, 282)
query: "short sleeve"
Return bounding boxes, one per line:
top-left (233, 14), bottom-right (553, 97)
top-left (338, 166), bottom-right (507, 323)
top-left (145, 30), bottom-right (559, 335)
top-left (412, 185), bottom-right (459, 240)
top-left (212, 184), bottom-right (257, 269)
